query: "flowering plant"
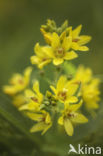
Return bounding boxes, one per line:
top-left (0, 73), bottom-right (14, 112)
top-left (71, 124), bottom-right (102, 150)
top-left (3, 19), bottom-right (101, 138)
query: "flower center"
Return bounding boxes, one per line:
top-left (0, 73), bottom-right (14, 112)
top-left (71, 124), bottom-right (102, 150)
top-left (55, 47), bottom-right (64, 58)
top-left (66, 111), bottom-right (77, 118)
top-left (42, 58), bottom-right (47, 62)
top-left (67, 113), bottom-right (75, 117)
top-left (18, 79), bottom-right (24, 85)
top-left (58, 88), bottom-right (68, 101)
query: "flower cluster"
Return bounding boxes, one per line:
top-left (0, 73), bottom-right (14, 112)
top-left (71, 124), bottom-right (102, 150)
top-left (74, 66), bottom-right (100, 111)
top-left (3, 19), bottom-right (101, 136)
top-left (31, 19), bottom-right (91, 68)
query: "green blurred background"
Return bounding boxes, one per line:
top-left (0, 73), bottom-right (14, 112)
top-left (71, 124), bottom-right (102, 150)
top-left (0, 0), bottom-right (103, 155)
top-left (0, 0), bottom-right (103, 87)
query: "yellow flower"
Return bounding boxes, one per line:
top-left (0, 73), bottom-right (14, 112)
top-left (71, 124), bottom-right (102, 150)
top-left (82, 79), bottom-right (100, 110)
top-left (27, 110), bottom-right (52, 135)
top-left (75, 65), bottom-right (92, 83)
top-left (30, 43), bottom-right (51, 69)
top-left (19, 81), bottom-right (43, 112)
top-left (47, 32), bottom-right (78, 65)
top-left (3, 67), bottom-right (32, 95)
top-left (41, 24), bottom-right (91, 53)
top-left (70, 25), bottom-right (92, 51)
top-left (31, 33), bottom-right (77, 68)
top-left (31, 21), bottom-right (91, 68)
top-left (58, 100), bottom-right (88, 136)
top-left (50, 75), bottom-right (79, 104)
top-left (75, 66), bottom-right (100, 110)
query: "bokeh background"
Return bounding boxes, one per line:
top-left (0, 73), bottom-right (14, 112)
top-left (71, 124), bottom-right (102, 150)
top-left (0, 0), bottom-right (103, 156)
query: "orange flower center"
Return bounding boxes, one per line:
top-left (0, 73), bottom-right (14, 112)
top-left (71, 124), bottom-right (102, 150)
top-left (18, 79), bottom-right (24, 85)
top-left (58, 90), bottom-right (67, 101)
top-left (55, 47), bottom-right (64, 58)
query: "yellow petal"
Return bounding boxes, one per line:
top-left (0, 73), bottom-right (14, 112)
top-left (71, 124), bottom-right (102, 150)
top-left (33, 81), bottom-right (40, 93)
top-left (64, 51), bottom-right (78, 60)
top-left (91, 78), bottom-right (100, 86)
top-left (33, 81), bottom-right (43, 103)
top-left (75, 65), bottom-right (92, 83)
top-left (71, 113), bottom-right (88, 123)
top-left (78, 46), bottom-right (89, 51)
top-left (67, 26), bottom-right (72, 37)
top-left (40, 27), bottom-right (46, 34)
top-left (25, 89), bottom-right (35, 98)
top-left (72, 25), bottom-right (82, 38)
top-left (66, 96), bottom-right (78, 103)
top-left (26, 112), bottom-right (43, 121)
top-left (24, 66), bottom-right (32, 78)
top-left (62, 37), bottom-right (72, 51)
top-left (60, 31), bottom-right (66, 41)
top-left (34, 43), bottom-right (53, 58)
top-left (3, 86), bottom-right (17, 95)
top-left (42, 123), bottom-right (52, 135)
top-left (51, 32), bottom-right (60, 49)
top-left (42, 46), bottom-right (54, 58)
top-left (78, 35), bottom-right (92, 45)
top-left (19, 102), bottom-right (39, 111)
top-left (64, 119), bottom-right (74, 136)
top-left (38, 59), bottom-right (51, 69)
top-left (13, 94), bottom-right (25, 107)
top-left (72, 43), bottom-right (89, 51)
top-left (86, 102), bottom-right (99, 110)
top-left (28, 102), bottom-right (40, 111)
top-left (30, 122), bottom-right (46, 133)
top-left (66, 81), bottom-right (79, 96)
top-left (30, 56), bottom-right (39, 64)
top-left (53, 58), bottom-right (63, 65)
top-left (44, 33), bottom-right (52, 44)
top-left (9, 74), bottom-right (23, 85)
top-left (69, 100), bottom-right (83, 111)
top-left (50, 85), bottom-right (57, 95)
top-left (58, 116), bottom-right (64, 125)
top-left (34, 43), bottom-right (43, 57)
top-left (71, 42), bottom-right (80, 50)
top-left (57, 76), bottom-right (67, 92)
top-left (19, 104), bottom-right (29, 111)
